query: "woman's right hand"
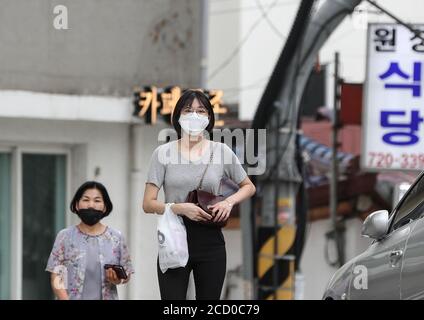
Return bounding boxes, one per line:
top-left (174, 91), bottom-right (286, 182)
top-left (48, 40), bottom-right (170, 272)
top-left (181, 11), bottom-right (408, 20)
top-left (171, 203), bottom-right (212, 222)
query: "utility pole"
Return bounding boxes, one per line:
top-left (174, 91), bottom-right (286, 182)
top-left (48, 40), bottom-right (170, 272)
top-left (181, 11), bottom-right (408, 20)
top-left (330, 52), bottom-right (345, 267)
top-left (273, 110), bottom-right (280, 300)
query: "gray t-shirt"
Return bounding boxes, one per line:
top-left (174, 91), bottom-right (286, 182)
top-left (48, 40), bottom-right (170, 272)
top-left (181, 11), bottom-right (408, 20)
top-left (146, 140), bottom-right (247, 204)
top-left (81, 236), bottom-right (102, 300)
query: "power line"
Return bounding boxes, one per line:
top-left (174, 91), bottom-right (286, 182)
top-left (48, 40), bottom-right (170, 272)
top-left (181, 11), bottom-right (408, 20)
top-left (221, 76), bottom-right (270, 92)
top-left (211, 0), bottom-right (253, 2)
top-left (366, 0), bottom-right (424, 41)
top-left (254, 0), bottom-right (287, 40)
top-left (211, 0), bottom-right (276, 3)
top-left (208, 0), bottom-right (284, 81)
top-left (222, 79), bottom-right (270, 101)
top-left (210, 0), bottom-right (297, 15)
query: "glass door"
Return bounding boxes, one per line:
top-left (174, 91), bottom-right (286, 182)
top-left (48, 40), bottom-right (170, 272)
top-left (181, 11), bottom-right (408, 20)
top-left (21, 154), bottom-right (66, 300)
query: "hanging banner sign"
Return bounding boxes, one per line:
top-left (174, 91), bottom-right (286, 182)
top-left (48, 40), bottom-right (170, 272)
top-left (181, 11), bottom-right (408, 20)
top-left (362, 23), bottom-right (424, 171)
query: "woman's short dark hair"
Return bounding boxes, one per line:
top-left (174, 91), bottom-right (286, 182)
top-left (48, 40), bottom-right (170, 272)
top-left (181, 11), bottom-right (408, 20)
top-left (171, 89), bottom-right (215, 138)
top-left (70, 181), bottom-right (113, 216)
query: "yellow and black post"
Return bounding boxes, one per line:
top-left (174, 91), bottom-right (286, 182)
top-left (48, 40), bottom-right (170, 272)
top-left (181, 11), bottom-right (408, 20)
top-left (257, 221), bottom-right (296, 299)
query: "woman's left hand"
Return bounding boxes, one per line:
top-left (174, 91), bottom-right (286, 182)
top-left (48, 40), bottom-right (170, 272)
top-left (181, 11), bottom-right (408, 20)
top-left (208, 200), bottom-right (232, 223)
top-left (122, 274), bottom-right (130, 284)
top-left (105, 268), bottom-right (122, 285)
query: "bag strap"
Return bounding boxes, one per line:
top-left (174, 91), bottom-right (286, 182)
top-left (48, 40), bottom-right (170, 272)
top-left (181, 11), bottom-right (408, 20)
top-left (197, 142), bottom-right (215, 190)
top-left (217, 176), bottom-right (224, 196)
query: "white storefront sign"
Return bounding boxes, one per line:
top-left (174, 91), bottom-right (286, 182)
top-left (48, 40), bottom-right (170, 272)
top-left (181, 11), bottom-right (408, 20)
top-left (362, 23), bottom-right (424, 171)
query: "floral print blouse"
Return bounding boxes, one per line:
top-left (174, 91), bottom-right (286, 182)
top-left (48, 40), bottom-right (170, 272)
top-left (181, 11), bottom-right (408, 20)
top-left (45, 225), bottom-right (134, 300)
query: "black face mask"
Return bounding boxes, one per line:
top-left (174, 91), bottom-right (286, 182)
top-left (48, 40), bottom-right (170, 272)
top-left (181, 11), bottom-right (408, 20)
top-left (77, 208), bottom-right (104, 226)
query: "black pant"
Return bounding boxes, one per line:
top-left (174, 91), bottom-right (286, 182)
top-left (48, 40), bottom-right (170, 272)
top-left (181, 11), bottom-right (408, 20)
top-left (157, 220), bottom-right (226, 300)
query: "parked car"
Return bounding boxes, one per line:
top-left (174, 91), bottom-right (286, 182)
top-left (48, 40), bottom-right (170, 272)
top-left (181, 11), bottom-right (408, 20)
top-left (323, 170), bottom-right (424, 300)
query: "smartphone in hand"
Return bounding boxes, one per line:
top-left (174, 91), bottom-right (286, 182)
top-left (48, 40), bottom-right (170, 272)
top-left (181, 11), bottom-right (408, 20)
top-left (104, 264), bottom-right (128, 280)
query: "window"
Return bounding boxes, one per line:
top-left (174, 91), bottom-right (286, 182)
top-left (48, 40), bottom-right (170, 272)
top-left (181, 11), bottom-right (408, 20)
top-left (392, 173), bottom-right (424, 231)
top-left (0, 153), bottom-right (11, 299)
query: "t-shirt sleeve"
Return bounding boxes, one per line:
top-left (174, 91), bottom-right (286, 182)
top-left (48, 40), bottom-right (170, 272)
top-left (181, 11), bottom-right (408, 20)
top-left (146, 146), bottom-right (166, 189)
top-left (223, 144), bottom-right (248, 184)
top-left (45, 229), bottom-right (67, 273)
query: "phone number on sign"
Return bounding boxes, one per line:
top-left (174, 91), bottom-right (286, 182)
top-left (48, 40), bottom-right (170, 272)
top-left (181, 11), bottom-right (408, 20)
top-left (367, 152), bottom-right (424, 169)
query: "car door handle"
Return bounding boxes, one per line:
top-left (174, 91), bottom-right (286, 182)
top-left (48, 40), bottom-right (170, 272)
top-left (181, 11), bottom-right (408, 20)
top-left (389, 250), bottom-right (403, 267)
top-left (390, 250), bottom-right (403, 258)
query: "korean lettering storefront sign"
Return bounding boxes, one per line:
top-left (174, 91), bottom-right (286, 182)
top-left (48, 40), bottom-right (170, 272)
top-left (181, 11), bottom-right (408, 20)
top-left (133, 86), bottom-right (227, 126)
top-left (363, 23), bottom-right (424, 171)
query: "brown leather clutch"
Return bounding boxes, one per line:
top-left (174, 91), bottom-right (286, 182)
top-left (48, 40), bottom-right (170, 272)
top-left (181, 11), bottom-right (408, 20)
top-left (186, 177), bottom-right (239, 227)
top-left (186, 187), bottom-right (228, 227)
top-left (185, 143), bottom-right (240, 228)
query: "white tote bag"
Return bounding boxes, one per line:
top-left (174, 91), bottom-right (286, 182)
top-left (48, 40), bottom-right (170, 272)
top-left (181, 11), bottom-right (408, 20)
top-left (157, 203), bottom-right (189, 273)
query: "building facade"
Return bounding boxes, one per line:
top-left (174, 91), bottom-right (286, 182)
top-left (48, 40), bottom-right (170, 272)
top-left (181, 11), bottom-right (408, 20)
top-left (0, 0), bottom-right (228, 300)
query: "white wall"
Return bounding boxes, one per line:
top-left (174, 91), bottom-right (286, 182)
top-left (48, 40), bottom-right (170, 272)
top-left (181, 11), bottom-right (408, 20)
top-left (207, 0), bottom-right (241, 103)
top-left (239, 0), bottom-right (299, 120)
top-left (222, 229), bottom-right (244, 299)
top-left (128, 123), bottom-right (166, 299)
top-left (0, 90), bottom-right (133, 123)
top-left (207, 0), bottom-right (299, 107)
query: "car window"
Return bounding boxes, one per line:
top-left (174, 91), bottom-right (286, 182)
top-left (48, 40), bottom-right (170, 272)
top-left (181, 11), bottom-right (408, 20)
top-left (391, 174), bottom-right (424, 231)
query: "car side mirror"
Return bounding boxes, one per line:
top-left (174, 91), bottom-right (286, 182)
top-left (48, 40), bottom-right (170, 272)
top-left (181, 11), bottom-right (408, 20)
top-left (361, 210), bottom-right (389, 240)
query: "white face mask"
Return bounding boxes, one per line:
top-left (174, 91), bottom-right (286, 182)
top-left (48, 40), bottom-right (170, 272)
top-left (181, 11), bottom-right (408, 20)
top-left (178, 112), bottom-right (209, 136)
